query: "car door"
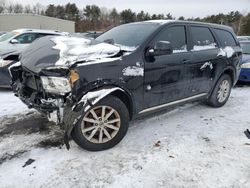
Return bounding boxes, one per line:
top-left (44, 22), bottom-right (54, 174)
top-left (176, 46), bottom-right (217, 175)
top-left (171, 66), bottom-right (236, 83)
top-left (143, 24), bottom-right (192, 109)
top-left (185, 25), bottom-right (220, 96)
top-left (13, 33), bottom-right (37, 50)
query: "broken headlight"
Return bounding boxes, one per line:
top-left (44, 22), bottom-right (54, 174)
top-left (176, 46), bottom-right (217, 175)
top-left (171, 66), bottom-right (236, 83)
top-left (0, 58), bottom-right (12, 67)
top-left (41, 76), bottom-right (71, 95)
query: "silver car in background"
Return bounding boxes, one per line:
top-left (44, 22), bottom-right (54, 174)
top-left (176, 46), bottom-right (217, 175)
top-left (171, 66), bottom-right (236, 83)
top-left (0, 29), bottom-right (67, 55)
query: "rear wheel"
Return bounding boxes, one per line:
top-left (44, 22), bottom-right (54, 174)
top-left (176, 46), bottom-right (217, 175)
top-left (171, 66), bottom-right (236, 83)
top-left (207, 74), bottom-right (232, 107)
top-left (71, 96), bottom-right (129, 151)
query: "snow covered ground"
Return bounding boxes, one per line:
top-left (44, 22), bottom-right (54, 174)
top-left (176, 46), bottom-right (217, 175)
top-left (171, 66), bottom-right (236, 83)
top-left (0, 85), bottom-right (250, 188)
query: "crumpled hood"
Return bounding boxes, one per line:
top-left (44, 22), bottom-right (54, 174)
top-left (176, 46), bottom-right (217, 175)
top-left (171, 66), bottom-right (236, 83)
top-left (21, 36), bottom-right (121, 73)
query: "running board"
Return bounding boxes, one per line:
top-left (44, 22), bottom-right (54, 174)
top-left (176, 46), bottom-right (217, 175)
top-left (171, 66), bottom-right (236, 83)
top-left (139, 93), bottom-right (208, 114)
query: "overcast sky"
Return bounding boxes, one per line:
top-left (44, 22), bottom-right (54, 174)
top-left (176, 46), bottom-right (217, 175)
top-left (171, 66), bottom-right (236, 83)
top-left (12, 0), bottom-right (250, 18)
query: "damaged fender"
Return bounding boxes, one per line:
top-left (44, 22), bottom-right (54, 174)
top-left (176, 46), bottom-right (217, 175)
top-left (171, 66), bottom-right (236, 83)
top-left (63, 86), bottom-right (125, 147)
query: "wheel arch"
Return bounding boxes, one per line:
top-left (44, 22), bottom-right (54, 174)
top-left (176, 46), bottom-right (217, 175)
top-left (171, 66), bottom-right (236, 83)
top-left (110, 89), bottom-right (134, 120)
top-left (223, 68), bottom-right (235, 85)
top-left (209, 67), bottom-right (235, 98)
top-left (73, 85), bottom-right (134, 119)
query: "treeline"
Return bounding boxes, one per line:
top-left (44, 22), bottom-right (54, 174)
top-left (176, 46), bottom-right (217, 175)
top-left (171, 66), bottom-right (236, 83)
top-left (0, 0), bottom-right (250, 35)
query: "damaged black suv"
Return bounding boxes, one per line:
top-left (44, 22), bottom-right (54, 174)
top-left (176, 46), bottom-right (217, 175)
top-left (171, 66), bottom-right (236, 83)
top-left (10, 20), bottom-right (241, 151)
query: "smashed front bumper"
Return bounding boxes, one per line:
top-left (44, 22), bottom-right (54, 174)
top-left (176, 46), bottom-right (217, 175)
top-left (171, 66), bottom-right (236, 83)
top-left (9, 63), bottom-right (77, 148)
top-left (9, 63), bottom-right (68, 124)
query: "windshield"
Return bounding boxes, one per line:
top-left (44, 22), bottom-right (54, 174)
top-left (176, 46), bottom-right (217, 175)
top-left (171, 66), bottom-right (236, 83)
top-left (0, 31), bottom-right (19, 42)
top-left (96, 23), bottom-right (160, 51)
top-left (240, 42), bottom-right (250, 54)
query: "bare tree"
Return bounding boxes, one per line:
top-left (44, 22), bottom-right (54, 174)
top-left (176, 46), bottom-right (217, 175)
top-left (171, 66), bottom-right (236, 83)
top-left (33, 3), bottom-right (43, 14)
top-left (7, 3), bottom-right (14, 13)
top-left (0, 0), bottom-right (6, 13)
top-left (24, 5), bottom-right (32, 14)
top-left (13, 3), bottom-right (23, 13)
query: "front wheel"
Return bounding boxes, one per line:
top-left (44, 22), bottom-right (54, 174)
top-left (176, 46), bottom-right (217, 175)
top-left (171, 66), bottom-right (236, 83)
top-left (206, 74), bottom-right (232, 107)
top-left (71, 96), bottom-right (129, 151)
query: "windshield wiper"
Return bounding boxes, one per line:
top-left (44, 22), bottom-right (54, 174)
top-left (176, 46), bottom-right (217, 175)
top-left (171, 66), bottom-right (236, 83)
top-left (103, 39), bottom-right (114, 45)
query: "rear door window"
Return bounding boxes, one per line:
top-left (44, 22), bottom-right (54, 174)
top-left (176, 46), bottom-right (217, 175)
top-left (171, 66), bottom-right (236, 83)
top-left (190, 26), bottom-right (217, 51)
top-left (214, 29), bottom-right (237, 47)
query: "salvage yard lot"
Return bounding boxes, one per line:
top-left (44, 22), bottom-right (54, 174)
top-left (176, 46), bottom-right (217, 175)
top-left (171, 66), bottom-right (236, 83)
top-left (0, 85), bottom-right (250, 188)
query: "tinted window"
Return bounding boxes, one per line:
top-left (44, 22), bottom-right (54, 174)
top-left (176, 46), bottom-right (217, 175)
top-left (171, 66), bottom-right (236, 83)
top-left (37, 33), bottom-right (53, 38)
top-left (214, 29), bottom-right (237, 47)
top-left (15, 33), bottom-right (37, 44)
top-left (191, 26), bottom-right (217, 50)
top-left (154, 26), bottom-right (187, 52)
top-left (96, 23), bottom-right (160, 51)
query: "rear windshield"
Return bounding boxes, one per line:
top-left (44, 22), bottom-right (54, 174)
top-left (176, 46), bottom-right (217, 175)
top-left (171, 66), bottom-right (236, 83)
top-left (0, 31), bottom-right (19, 42)
top-left (96, 23), bottom-right (160, 51)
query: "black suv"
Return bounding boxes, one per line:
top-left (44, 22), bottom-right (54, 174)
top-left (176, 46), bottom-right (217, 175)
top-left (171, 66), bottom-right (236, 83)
top-left (10, 20), bottom-right (241, 151)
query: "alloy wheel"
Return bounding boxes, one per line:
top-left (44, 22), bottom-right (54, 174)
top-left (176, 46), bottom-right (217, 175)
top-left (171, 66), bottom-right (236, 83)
top-left (217, 80), bottom-right (230, 103)
top-left (81, 105), bottom-right (121, 144)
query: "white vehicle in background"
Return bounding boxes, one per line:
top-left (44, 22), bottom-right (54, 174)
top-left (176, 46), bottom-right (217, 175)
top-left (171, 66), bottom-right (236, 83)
top-left (0, 31), bottom-right (6, 36)
top-left (237, 36), bottom-right (250, 41)
top-left (0, 29), bottom-right (67, 55)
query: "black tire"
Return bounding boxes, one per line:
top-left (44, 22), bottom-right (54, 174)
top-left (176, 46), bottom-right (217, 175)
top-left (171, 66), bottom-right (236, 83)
top-left (207, 74), bottom-right (232, 107)
top-left (71, 96), bottom-right (129, 151)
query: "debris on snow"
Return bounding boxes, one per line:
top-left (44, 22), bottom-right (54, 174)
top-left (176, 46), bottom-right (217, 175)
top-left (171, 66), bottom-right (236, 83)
top-left (22, 158), bottom-right (35, 168)
top-left (0, 150), bottom-right (27, 165)
top-left (202, 137), bottom-right (210, 142)
top-left (154, 141), bottom-right (161, 147)
top-left (132, 163), bottom-right (143, 170)
top-left (38, 137), bottom-right (64, 149)
top-left (244, 129), bottom-right (250, 139)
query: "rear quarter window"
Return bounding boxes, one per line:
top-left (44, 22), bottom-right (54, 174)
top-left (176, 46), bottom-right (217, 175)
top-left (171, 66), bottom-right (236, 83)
top-left (214, 29), bottom-right (237, 47)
